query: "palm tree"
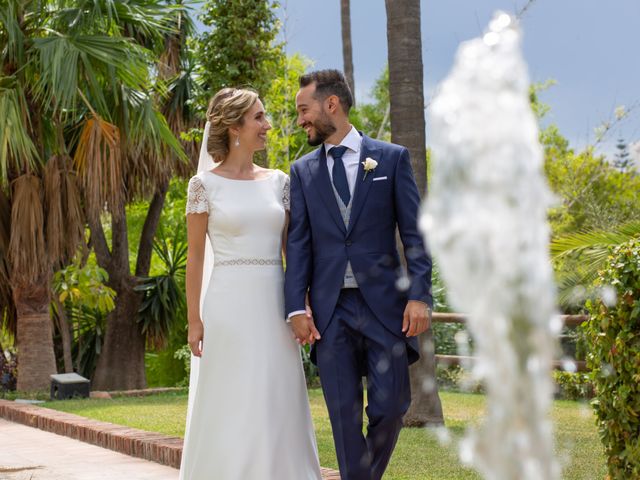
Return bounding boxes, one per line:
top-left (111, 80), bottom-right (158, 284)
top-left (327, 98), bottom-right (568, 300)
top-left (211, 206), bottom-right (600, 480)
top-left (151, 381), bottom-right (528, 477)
top-left (340, 0), bottom-right (355, 105)
top-left (551, 221), bottom-right (640, 308)
top-left (90, 0), bottom-right (197, 390)
top-left (385, 0), bottom-right (444, 426)
top-left (0, 0), bottom-right (185, 391)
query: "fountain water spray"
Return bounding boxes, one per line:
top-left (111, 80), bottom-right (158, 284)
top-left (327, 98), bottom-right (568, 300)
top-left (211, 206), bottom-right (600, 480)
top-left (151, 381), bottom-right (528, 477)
top-left (422, 12), bottom-right (561, 480)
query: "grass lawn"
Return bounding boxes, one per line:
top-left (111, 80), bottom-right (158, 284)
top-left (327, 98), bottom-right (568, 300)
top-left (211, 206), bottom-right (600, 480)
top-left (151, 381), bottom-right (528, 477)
top-left (44, 389), bottom-right (606, 480)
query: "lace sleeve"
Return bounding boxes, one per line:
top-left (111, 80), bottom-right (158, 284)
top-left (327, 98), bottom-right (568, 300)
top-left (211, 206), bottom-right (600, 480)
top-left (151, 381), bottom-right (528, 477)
top-left (282, 174), bottom-right (290, 211)
top-left (186, 176), bottom-right (209, 215)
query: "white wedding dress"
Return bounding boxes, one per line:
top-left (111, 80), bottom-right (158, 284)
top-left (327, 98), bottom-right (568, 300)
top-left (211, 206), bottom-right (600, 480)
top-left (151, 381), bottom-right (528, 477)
top-left (180, 169), bottom-right (322, 480)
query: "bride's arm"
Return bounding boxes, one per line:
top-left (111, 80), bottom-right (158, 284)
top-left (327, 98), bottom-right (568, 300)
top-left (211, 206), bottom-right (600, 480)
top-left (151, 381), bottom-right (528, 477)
top-left (281, 173), bottom-right (291, 259)
top-left (186, 212), bottom-right (207, 356)
top-left (281, 211), bottom-right (289, 258)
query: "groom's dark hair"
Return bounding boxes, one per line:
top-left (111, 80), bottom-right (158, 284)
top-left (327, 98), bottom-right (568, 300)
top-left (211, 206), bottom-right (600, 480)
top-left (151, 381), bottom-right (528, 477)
top-left (299, 69), bottom-right (353, 113)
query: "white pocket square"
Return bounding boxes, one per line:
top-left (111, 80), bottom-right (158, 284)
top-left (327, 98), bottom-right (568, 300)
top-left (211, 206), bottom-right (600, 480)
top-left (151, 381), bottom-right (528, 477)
top-left (372, 176), bottom-right (388, 182)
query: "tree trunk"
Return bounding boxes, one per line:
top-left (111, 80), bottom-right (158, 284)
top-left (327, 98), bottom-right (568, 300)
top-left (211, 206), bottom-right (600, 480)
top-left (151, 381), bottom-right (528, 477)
top-left (13, 275), bottom-right (57, 391)
top-left (91, 204), bottom-right (147, 391)
top-left (385, 0), bottom-right (427, 194)
top-left (340, 0), bottom-right (355, 104)
top-left (90, 177), bottom-right (171, 391)
top-left (404, 327), bottom-right (445, 426)
top-left (91, 276), bottom-right (146, 390)
top-left (53, 295), bottom-right (74, 373)
top-left (136, 180), bottom-right (169, 276)
top-left (385, 0), bottom-right (444, 426)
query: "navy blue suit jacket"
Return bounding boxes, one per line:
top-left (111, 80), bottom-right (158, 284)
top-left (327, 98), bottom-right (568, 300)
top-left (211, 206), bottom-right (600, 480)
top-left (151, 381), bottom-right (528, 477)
top-left (284, 134), bottom-right (433, 364)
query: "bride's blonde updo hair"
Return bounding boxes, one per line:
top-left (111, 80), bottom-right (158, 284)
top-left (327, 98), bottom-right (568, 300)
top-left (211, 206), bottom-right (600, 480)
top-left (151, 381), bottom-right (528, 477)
top-left (206, 87), bottom-right (259, 162)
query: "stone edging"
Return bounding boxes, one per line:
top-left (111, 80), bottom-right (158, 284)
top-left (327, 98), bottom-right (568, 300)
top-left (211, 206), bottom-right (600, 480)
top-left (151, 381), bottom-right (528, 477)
top-left (0, 398), bottom-right (341, 479)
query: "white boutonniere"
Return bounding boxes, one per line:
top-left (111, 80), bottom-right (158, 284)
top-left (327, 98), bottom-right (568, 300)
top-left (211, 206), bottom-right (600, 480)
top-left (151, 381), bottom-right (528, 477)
top-left (362, 157), bottom-right (378, 180)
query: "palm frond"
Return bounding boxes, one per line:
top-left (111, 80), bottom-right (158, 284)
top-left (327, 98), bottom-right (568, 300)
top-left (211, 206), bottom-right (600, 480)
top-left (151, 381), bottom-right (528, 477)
top-left (73, 114), bottom-right (124, 220)
top-left (8, 174), bottom-right (47, 287)
top-left (0, 83), bottom-right (40, 184)
top-left (555, 266), bottom-right (601, 310)
top-left (55, 0), bottom-right (172, 46)
top-left (0, 187), bottom-right (15, 334)
top-left (44, 155), bottom-right (85, 267)
top-left (120, 89), bottom-right (187, 198)
top-left (117, 0), bottom-right (188, 50)
top-left (157, 0), bottom-right (196, 78)
top-left (159, 48), bottom-right (199, 175)
top-left (551, 220), bottom-right (640, 310)
top-left (0, 0), bottom-right (26, 67)
top-left (551, 221), bottom-right (640, 259)
top-left (33, 34), bottom-right (148, 116)
top-left (67, 304), bottom-right (106, 378)
top-left (152, 226), bottom-right (187, 278)
top-left (0, 187), bottom-right (10, 258)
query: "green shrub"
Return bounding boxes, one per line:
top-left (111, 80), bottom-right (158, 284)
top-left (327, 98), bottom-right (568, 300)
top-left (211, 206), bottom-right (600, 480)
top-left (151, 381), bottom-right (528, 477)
top-left (300, 344), bottom-right (320, 388)
top-left (432, 322), bottom-right (467, 355)
top-left (435, 365), bottom-right (484, 394)
top-left (0, 346), bottom-right (17, 393)
top-left (584, 238), bottom-right (640, 479)
top-left (172, 345), bottom-right (192, 387)
top-left (552, 371), bottom-right (594, 401)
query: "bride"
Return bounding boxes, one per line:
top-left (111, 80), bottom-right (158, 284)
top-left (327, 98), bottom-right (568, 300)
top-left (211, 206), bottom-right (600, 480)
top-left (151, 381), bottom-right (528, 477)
top-left (180, 87), bottom-right (322, 479)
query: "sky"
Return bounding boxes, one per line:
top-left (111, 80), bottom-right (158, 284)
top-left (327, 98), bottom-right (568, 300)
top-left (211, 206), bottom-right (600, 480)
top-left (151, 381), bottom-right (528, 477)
top-left (275, 0), bottom-right (639, 159)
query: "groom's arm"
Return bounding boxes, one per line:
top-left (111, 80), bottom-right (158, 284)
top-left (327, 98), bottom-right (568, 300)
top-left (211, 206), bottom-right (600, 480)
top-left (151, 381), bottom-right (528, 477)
top-left (394, 147), bottom-right (433, 308)
top-left (284, 163), bottom-right (313, 317)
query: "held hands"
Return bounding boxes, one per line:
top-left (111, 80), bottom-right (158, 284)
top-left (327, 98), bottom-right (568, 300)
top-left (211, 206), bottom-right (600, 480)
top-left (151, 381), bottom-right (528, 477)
top-left (188, 317), bottom-right (204, 357)
top-left (402, 300), bottom-right (431, 337)
top-left (290, 304), bottom-right (321, 346)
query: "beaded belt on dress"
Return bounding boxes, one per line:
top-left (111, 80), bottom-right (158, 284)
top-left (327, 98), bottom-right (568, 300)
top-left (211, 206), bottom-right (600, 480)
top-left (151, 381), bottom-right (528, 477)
top-left (214, 258), bottom-right (282, 267)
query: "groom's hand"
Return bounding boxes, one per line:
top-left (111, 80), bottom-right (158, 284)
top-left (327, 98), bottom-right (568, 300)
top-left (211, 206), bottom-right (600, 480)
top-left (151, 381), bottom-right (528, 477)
top-left (290, 309), bottom-right (321, 346)
top-left (402, 300), bottom-right (431, 337)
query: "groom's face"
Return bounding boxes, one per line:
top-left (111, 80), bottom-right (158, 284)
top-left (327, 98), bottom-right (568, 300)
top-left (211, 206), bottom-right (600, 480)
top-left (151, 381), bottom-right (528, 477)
top-left (296, 83), bottom-right (336, 146)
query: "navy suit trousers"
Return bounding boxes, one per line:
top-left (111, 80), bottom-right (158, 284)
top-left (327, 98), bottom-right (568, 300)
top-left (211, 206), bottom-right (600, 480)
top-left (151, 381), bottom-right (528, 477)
top-left (315, 289), bottom-right (411, 480)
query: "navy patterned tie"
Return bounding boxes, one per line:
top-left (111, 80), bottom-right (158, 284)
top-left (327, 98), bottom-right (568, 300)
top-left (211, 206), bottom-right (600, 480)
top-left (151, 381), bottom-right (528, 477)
top-left (330, 146), bottom-right (350, 206)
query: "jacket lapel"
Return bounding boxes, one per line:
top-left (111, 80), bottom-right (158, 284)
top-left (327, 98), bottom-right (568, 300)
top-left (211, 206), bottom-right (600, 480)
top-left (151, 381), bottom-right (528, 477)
top-left (347, 135), bottom-right (381, 235)
top-left (307, 147), bottom-right (347, 234)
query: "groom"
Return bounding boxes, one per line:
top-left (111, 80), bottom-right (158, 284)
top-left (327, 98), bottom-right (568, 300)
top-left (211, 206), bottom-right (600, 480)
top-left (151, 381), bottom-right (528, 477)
top-left (285, 69), bottom-right (433, 480)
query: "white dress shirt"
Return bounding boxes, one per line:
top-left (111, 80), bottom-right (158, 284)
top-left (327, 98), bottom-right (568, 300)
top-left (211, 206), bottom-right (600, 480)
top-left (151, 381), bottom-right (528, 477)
top-left (287, 126), bottom-right (362, 320)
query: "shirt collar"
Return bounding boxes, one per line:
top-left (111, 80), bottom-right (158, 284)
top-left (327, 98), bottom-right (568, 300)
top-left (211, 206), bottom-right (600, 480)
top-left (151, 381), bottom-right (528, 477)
top-left (324, 126), bottom-right (362, 156)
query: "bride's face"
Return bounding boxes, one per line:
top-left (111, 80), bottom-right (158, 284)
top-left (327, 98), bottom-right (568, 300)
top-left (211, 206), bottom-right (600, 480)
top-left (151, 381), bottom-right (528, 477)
top-left (235, 100), bottom-right (271, 151)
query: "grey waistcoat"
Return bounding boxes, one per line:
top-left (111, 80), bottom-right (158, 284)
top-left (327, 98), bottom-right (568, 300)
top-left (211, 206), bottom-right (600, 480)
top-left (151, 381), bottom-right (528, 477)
top-left (331, 184), bottom-right (359, 289)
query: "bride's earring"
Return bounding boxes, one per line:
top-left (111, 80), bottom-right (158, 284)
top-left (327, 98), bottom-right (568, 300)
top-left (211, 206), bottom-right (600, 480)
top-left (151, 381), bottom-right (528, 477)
top-left (235, 135), bottom-right (240, 147)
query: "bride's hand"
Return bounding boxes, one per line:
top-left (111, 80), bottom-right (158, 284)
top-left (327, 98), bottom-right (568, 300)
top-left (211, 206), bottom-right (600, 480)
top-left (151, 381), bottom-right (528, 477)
top-left (188, 320), bottom-right (204, 357)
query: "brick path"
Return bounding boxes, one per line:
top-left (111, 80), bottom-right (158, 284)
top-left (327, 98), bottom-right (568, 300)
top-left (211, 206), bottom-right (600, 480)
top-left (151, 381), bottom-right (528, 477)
top-left (0, 399), bottom-right (340, 479)
top-left (0, 418), bottom-right (178, 480)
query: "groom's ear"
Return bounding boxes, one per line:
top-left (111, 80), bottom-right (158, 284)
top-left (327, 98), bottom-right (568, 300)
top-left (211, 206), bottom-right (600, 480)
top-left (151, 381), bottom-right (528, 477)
top-left (326, 95), bottom-right (340, 114)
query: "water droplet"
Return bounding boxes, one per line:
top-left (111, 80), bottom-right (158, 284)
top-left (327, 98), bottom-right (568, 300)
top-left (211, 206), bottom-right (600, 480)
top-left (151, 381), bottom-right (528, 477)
top-left (600, 286), bottom-right (617, 307)
top-left (395, 276), bottom-right (410, 291)
top-left (432, 426), bottom-right (452, 446)
top-left (489, 12), bottom-right (512, 32)
top-left (422, 377), bottom-right (435, 394)
top-left (601, 363), bottom-right (615, 377)
top-left (561, 357), bottom-right (577, 373)
top-left (454, 331), bottom-right (469, 344)
top-left (376, 357), bottom-right (390, 374)
top-left (392, 342), bottom-right (405, 357)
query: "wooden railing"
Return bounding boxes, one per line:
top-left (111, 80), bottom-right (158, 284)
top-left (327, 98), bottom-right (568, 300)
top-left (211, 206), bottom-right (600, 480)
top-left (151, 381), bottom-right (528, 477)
top-left (432, 313), bottom-right (589, 372)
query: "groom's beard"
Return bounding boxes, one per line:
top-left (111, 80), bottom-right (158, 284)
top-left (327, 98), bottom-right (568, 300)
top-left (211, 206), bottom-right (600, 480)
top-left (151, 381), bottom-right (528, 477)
top-left (306, 111), bottom-right (336, 146)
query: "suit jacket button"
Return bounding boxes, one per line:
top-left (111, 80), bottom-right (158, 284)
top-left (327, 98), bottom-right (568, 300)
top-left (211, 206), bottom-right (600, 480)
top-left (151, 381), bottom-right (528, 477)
top-left (345, 240), bottom-right (352, 246)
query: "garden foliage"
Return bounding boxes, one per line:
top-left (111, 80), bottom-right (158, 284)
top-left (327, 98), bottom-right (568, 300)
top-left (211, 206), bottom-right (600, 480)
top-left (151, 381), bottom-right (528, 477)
top-left (585, 238), bottom-right (640, 478)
